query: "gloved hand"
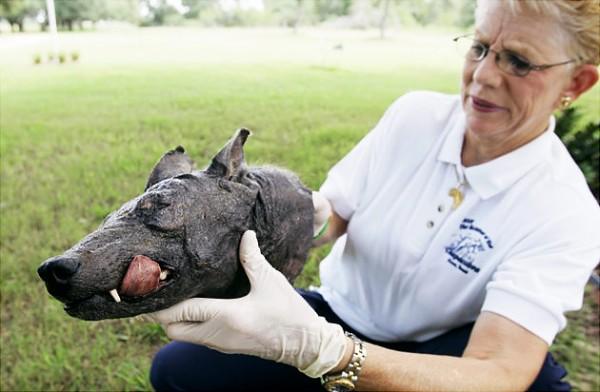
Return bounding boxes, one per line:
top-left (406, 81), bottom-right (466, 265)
top-left (313, 191), bottom-right (332, 238)
top-left (146, 230), bottom-right (348, 378)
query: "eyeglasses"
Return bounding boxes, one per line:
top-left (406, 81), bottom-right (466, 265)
top-left (453, 35), bottom-right (575, 77)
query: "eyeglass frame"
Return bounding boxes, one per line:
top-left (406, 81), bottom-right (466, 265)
top-left (452, 34), bottom-right (576, 77)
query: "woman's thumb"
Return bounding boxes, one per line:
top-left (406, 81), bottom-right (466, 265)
top-left (239, 230), bottom-right (269, 277)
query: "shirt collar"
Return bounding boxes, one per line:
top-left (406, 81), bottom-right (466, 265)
top-left (438, 114), bottom-right (555, 200)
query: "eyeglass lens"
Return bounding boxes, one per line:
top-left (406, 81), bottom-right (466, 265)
top-left (457, 38), bottom-right (532, 76)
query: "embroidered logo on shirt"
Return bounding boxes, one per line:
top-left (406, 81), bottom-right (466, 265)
top-left (445, 218), bottom-right (494, 274)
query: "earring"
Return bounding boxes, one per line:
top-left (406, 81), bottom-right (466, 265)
top-left (560, 96), bottom-right (573, 110)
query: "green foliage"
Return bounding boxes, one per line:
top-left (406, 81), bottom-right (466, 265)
top-left (101, 0), bottom-right (138, 23)
top-left (54, 0), bottom-right (88, 30)
top-left (0, 0), bottom-right (138, 31)
top-left (55, 0), bottom-right (139, 28)
top-left (313, 0), bottom-right (353, 22)
top-left (406, 0), bottom-right (450, 26)
top-left (399, 0), bottom-right (476, 28)
top-left (139, 0), bottom-right (182, 27)
top-left (457, 0), bottom-right (476, 28)
top-left (33, 53), bottom-right (42, 64)
top-left (555, 107), bottom-right (600, 201)
top-left (0, 0), bottom-right (478, 30)
top-left (181, 0), bottom-right (214, 20)
top-left (267, 0), bottom-right (304, 28)
top-left (0, 0), bottom-right (43, 31)
top-left (551, 285), bottom-right (600, 391)
top-left (71, 51), bottom-right (80, 62)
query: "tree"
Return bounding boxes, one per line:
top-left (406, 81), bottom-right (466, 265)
top-left (376, 0), bottom-right (390, 39)
top-left (265, 0), bottom-right (306, 31)
top-left (289, 0), bottom-right (305, 33)
top-left (53, 0), bottom-right (106, 30)
top-left (313, 0), bottom-right (352, 22)
top-left (182, 0), bottom-right (213, 19)
top-left (555, 107), bottom-right (600, 202)
top-left (406, 0), bottom-right (452, 27)
top-left (102, 0), bottom-right (138, 24)
top-left (457, 0), bottom-right (476, 29)
top-left (0, 0), bottom-right (44, 32)
top-left (139, 0), bottom-right (181, 26)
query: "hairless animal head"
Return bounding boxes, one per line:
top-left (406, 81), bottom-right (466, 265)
top-left (38, 129), bottom-right (314, 320)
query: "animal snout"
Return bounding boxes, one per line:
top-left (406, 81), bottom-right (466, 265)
top-left (38, 257), bottom-right (81, 286)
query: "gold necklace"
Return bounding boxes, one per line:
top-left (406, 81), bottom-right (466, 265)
top-left (448, 166), bottom-right (465, 210)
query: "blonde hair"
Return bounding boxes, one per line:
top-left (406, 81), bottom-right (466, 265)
top-left (480, 0), bottom-right (600, 65)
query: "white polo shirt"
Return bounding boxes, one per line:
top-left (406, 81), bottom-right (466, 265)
top-left (318, 91), bottom-right (600, 345)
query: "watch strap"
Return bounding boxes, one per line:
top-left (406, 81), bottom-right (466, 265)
top-left (321, 332), bottom-right (367, 392)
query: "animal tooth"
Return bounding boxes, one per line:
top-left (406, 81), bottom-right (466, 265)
top-left (109, 289), bottom-right (121, 303)
top-left (159, 270), bottom-right (170, 281)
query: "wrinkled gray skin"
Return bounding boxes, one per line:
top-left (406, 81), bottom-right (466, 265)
top-left (38, 129), bottom-right (314, 320)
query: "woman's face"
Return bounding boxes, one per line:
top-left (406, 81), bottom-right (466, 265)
top-left (461, 1), bottom-right (573, 153)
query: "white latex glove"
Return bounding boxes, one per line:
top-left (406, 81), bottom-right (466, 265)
top-left (146, 230), bottom-right (347, 378)
top-left (312, 191), bottom-right (332, 238)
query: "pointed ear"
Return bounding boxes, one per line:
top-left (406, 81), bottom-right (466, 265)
top-left (206, 128), bottom-right (251, 179)
top-left (145, 146), bottom-right (194, 191)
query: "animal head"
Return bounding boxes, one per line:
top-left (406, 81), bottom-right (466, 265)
top-left (38, 129), bottom-right (314, 320)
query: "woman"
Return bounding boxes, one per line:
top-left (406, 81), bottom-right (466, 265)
top-left (148, 1), bottom-right (599, 391)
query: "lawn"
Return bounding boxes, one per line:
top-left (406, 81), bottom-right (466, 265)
top-left (1, 27), bottom-right (598, 391)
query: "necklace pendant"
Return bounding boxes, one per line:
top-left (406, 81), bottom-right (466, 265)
top-left (449, 187), bottom-right (464, 210)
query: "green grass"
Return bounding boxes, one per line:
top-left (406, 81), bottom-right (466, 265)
top-left (1, 27), bottom-right (598, 391)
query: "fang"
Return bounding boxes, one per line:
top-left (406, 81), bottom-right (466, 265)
top-left (160, 270), bottom-right (170, 281)
top-left (109, 289), bottom-right (121, 303)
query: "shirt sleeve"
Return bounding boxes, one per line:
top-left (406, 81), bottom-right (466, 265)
top-left (481, 209), bottom-right (600, 345)
top-left (319, 97), bottom-right (403, 220)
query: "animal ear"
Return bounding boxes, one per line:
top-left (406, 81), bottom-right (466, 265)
top-left (145, 146), bottom-right (194, 191)
top-left (206, 128), bottom-right (250, 179)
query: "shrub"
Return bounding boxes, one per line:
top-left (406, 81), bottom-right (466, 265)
top-left (555, 107), bottom-right (600, 202)
top-left (33, 54), bottom-right (42, 64)
top-left (71, 51), bottom-right (80, 62)
top-left (58, 52), bottom-right (67, 64)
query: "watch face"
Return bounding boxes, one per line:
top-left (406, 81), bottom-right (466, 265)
top-left (323, 376), bottom-right (355, 392)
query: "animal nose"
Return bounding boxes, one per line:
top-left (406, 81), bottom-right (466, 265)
top-left (38, 257), bottom-right (81, 285)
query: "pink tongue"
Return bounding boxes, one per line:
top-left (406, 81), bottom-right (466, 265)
top-left (119, 255), bottom-right (161, 297)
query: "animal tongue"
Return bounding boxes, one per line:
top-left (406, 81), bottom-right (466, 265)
top-left (119, 255), bottom-right (161, 297)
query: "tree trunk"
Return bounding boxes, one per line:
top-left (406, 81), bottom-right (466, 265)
top-left (293, 0), bottom-right (304, 35)
top-left (379, 0), bottom-right (391, 40)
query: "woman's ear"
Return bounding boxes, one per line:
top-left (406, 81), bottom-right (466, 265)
top-left (563, 64), bottom-right (599, 101)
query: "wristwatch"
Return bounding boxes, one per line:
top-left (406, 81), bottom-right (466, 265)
top-left (321, 332), bottom-right (367, 392)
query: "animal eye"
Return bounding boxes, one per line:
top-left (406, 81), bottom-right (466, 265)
top-left (136, 192), bottom-right (183, 233)
top-left (137, 193), bottom-right (172, 212)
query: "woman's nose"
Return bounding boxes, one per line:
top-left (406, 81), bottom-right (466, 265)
top-left (472, 53), bottom-right (504, 88)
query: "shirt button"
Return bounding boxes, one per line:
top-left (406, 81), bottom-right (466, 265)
top-left (426, 220), bottom-right (434, 228)
top-left (437, 205), bottom-right (445, 213)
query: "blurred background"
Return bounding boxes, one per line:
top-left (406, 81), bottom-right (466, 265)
top-left (1, 0), bottom-right (598, 390)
